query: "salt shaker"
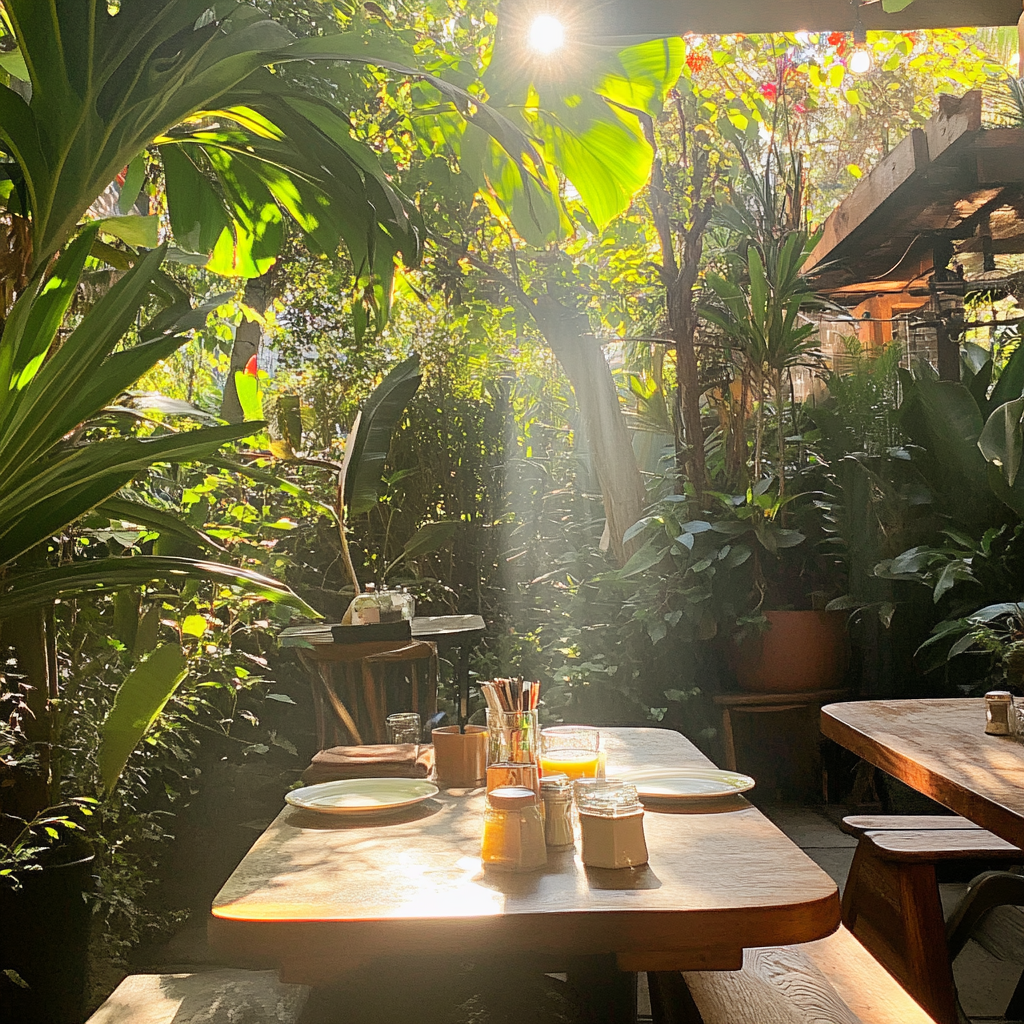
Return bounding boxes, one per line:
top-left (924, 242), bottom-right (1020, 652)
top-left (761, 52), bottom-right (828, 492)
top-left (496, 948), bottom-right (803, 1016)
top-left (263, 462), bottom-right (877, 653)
top-left (540, 774), bottom-right (575, 849)
top-left (575, 779), bottom-right (648, 869)
top-left (985, 690), bottom-right (1014, 735)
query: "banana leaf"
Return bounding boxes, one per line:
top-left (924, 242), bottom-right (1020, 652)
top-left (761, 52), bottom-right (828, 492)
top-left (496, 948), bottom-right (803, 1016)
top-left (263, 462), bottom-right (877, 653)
top-left (0, 556), bottom-right (319, 618)
top-left (98, 645), bottom-right (189, 796)
top-left (341, 355), bottom-right (423, 516)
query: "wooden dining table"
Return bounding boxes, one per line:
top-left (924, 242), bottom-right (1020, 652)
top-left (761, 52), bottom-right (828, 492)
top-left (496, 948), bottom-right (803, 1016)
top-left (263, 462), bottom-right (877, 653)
top-left (821, 698), bottom-right (1024, 847)
top-left (208, 727), bottom-right (840, 993)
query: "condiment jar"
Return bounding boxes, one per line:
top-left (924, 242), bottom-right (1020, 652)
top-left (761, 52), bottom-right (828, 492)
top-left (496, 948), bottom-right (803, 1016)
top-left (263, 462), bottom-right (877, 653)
top-left (575, 780), bottom-right (648, 869)
top-left (480, 786), bottom-right (547, 872)
top-left (349, 583), bottom-right (380, 625)
top-left (540, 774), bottom-right (574, 849)
top-left (985, 690), bottom-right (1014, 736)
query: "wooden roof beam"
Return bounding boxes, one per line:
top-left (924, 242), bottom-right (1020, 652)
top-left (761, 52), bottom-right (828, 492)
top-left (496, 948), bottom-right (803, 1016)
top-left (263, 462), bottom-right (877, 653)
top-left (582, 0), bottom-right (1021, 38)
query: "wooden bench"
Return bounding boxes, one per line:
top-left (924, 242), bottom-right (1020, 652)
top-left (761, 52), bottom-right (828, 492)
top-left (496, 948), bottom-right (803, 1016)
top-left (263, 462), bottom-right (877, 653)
top-left (840, 814), bottom-right (1022, 1024)
top-left (648, 925), bottom-right (939, 1024)
top-left (85, 970), bottom-right (310, 1024)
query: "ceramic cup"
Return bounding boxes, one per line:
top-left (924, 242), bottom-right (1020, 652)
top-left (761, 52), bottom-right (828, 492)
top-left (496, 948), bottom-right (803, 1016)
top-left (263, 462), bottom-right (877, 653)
top-left (432, 725), bottom-right (487, 788)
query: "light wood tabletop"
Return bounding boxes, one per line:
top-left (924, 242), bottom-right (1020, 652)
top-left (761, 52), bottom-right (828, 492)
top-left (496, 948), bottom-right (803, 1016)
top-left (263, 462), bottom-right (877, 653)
top-left (209, 728), bottom-right (839, 986)
top-left (822, 699), bottom-right (1024, 848)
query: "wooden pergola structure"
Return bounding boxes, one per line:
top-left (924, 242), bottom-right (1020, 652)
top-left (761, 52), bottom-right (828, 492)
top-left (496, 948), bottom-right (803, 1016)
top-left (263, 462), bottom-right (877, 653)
top-left (583, 0), bottom-right (1020, 39)
top-left (804, 91), bottom-right (1024, 379)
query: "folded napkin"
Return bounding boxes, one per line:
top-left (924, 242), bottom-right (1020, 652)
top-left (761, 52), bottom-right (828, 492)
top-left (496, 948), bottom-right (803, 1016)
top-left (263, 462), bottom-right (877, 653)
top-left (302, 743), bottom-right (434, 784)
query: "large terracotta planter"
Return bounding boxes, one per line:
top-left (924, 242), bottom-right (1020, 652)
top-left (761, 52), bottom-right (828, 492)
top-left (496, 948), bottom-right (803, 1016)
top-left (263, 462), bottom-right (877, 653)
top-left (732, 610), bottom-right (848, 694)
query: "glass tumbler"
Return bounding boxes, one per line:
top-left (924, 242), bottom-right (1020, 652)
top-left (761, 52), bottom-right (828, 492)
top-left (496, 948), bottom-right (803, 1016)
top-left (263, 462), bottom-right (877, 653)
top-left (540, 726), bottom-right (601, 780)
top-left (485, 709), bottom-right (539, 767)
top-left (387, 712), bottom-right (422, 745)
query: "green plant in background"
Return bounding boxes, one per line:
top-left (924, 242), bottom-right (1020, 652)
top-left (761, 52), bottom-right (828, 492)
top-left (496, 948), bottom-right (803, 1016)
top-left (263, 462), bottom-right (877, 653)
top-left (0, 229), bottom-right (319, 846)
top-left (702, 230), bottom-right (821, 495)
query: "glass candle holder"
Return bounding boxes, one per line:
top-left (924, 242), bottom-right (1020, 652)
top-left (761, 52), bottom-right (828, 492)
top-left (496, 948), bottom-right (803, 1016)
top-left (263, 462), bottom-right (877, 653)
top-left (386, 712), bottom-right (421, 745)
top-left (540, 725), bottom-right (601, 780)
top-left (486, 709), bottom-right (539, 767)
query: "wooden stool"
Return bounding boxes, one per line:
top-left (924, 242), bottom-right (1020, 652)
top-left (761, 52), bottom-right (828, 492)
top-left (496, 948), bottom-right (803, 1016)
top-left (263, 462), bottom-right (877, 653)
top-left (303, 639), bottom-right (439, 747)
top-left (840, 815), bottom-right (1023, 1024)
top-left (713, 690), bottom-right (849, 791)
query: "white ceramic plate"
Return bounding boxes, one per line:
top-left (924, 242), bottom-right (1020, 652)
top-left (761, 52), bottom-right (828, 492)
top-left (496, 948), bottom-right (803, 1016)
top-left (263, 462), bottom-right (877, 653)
top-left (285, 778), bottom-right (439, 816)
top-left (621, 768), bottom-right (755, 801)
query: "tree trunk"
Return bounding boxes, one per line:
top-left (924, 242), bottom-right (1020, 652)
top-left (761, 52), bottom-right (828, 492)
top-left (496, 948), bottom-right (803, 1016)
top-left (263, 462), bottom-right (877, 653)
top-left (641, 112), bottom-right (714, 504)
top-left (530, 296), bottom-right (647, 567)
top-left (0, 607), bottom-right (57, 827)
top-left (221, 275), bottom-right (271, 423)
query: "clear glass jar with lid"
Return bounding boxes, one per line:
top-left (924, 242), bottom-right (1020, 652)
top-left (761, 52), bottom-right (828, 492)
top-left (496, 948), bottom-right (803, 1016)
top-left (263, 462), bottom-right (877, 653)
top-left (575, 779), bottom-right (648, 869)
top-left (480, 786), bottom-right (547, 872)
top-left (350, 583), bottom-right (380, 625)
top-left (377, 586), bottom-right (402, 623)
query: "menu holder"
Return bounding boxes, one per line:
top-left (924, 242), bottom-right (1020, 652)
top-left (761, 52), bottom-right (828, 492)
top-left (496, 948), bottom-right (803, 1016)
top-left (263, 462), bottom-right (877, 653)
top-left (331, 621), bottom-right (412, 643)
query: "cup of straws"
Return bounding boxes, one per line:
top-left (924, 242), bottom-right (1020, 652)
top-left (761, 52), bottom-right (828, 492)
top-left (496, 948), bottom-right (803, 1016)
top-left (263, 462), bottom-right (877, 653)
top-left (481, 678), bottom-right (541, 794)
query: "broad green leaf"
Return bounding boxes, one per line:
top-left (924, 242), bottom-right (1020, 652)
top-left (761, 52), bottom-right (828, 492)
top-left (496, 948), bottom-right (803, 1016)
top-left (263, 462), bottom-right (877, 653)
top-left (882, 0), bottom-right (917, 10)
top-left (99, 215), bottom-right (160, 248)
top-left (0, 556), bottom-right (321, 618)
top-left (98, 645), bottom-right (188, 796)
top-left (978, 397), bottom-right (1024, 487)
top-left (119, 156), bottom-right (147, 216)
top-left (97, 496), bottom-right (225, 553)
top-left (234, 369), bottom-right (263, 422)
top-left (181, 614), bottom-right (208, 638)
top-left (399, 521), bottom-right (458, 561)
top-left (342, 355), bottom-right (422, 516)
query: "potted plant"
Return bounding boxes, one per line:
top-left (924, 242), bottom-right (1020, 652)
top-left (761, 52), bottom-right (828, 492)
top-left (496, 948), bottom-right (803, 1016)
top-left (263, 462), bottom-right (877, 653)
top-left (701, 229), bottom-right (848, 692)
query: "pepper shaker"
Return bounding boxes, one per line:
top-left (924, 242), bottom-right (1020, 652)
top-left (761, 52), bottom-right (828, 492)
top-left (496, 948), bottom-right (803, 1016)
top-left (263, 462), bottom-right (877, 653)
top-left (985, 690), bottom-right (1013, 736)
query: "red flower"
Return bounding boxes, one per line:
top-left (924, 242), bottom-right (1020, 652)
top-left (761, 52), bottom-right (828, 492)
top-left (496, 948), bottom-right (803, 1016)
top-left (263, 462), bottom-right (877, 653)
top-left (759, 82), bottom-right (778, 101)
top-left (794, 102), bottom-right (808, 114)
top-left (686, 52), bottom-right (711, 73)
top-left (828, 31), bottom-right (845, 47)
top-left (244, 355), bottom-right (259, 376)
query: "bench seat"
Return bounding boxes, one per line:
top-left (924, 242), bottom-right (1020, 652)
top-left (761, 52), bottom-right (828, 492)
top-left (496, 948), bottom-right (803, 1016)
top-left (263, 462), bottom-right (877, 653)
top-left (841, 814), bottom-right (1022, 1024)
top-left (85, 969), bottom-right (310, 1024)
top-left (840, 814), bottom-right (982, 835)
top-left (649, 925), bottom-right (938, 1024)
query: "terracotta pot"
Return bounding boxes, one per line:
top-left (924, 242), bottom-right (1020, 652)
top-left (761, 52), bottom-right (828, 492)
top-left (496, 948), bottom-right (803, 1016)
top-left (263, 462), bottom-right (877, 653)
top-left (732, 610), bottom-right (848, 694)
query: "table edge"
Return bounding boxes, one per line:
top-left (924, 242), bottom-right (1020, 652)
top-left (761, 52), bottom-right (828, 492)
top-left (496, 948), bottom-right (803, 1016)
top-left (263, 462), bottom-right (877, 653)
top-left (821, 700), bottom-right (1024, 848)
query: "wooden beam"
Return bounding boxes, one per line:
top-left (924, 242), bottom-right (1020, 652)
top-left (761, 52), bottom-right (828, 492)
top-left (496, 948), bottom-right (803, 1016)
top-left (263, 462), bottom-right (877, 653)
top-left (583, 0), bottom-right (1020, 37)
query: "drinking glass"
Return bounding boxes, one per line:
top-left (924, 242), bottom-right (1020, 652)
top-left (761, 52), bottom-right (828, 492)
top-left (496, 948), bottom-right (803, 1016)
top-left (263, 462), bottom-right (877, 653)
top-left (540, 726), bottom-right (601, 780)
top-left (387, 712), bottom-right (421, 745)
top-left (485, 709), bottom-right (539, 767)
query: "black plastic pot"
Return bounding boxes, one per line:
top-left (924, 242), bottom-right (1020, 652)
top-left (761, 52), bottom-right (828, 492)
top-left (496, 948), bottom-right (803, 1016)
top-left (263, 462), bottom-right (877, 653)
top-left (0, 838), bottom-right (95, 1024)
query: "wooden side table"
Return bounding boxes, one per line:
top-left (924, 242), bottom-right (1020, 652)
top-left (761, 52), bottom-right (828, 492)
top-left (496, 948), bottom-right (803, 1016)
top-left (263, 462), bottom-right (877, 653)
top-left (281, 616), bottom-right (486, 746)
top-left (714, 689), bottom-right (851, 774)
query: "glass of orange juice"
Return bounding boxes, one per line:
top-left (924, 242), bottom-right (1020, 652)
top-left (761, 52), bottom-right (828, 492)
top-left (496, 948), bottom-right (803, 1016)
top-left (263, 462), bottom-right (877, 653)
top-left (540, 726), bottom-right (601, 780)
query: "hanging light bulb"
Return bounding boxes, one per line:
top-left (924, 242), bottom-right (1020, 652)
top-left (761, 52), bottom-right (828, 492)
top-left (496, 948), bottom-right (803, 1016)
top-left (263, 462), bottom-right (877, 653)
top-left (849, 2), bottom-right (871, 75)
top-left (849, 47), bottom-right (871, 74)
top-left (847, 3), bottom-right (872, 75)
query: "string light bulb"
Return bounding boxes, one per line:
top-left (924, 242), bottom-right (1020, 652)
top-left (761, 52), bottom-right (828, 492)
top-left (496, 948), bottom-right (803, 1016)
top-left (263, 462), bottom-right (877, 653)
top-left (528, 14), bottom-right (565, 55)
top-left (849, 4), bottom-right (871, 75)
